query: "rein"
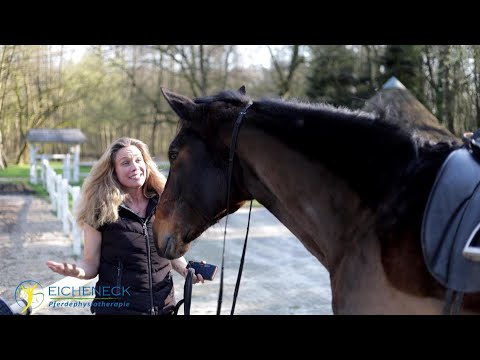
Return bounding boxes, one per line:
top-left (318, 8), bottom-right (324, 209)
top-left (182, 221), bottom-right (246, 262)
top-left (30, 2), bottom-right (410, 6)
top-left (216, 101), bottom-right (253, 315)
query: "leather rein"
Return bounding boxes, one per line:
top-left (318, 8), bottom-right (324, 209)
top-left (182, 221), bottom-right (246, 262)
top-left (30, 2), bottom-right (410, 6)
top-left (216, 101), bottom-right (253, 315)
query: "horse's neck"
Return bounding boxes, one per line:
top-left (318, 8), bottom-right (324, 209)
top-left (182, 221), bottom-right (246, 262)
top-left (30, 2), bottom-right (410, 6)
top-left (243, 103), bottom-right (417, 210)
top-left (233, 125), bottom-right (376, 271)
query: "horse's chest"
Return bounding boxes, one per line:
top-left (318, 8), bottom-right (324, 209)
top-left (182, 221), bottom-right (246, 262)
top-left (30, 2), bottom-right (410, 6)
top-left (331, 232), bottom-right (446, 314)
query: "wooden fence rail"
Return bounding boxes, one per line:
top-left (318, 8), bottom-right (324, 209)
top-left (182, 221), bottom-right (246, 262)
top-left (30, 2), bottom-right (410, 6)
top-left (41, 158), bottom-right (83, 256)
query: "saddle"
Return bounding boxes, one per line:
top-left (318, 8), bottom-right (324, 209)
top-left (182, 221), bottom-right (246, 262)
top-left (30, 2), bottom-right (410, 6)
top-left (422, 137), bottom-right (480, 295)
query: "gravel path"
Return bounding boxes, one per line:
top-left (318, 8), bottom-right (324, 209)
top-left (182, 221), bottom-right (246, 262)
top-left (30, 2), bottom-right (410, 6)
top-left (0, 192), bottom-right (333, 315)
top-left (177, 207), bottom-right (333, 315)
top-left (0, 193), bottom-right (83, 313)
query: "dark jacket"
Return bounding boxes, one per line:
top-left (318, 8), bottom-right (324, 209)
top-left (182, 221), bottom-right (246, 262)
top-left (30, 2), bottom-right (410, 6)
top-left (91, 195), bottom-right (174, 315)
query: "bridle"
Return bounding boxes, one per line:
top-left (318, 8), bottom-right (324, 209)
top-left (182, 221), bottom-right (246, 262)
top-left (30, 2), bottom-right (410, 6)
top-left (216, 100), bottom-right (253, 315)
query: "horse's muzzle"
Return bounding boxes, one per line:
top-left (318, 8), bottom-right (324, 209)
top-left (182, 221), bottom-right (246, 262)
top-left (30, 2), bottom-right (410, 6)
top-left (163, 235), bottom-right (177, 259)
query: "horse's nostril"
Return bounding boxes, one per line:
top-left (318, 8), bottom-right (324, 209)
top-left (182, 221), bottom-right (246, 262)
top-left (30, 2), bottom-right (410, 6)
top-left (164, 235), bottom-right (176, 259)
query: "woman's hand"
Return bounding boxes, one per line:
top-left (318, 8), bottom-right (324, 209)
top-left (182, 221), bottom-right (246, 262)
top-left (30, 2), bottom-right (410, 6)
top-left (171, 256), bottom-right (205, 284)
top-left (46, 260), bottom-right (85, 279)
top-left (192, 273), bottom-right (205, 284)
top-left (184, 267), bottom-right (205, 284)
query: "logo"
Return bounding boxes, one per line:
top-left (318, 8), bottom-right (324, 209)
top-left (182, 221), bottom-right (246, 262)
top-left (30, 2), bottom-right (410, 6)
top-left (14, 280), bottom-right (132, 313)
top-left (14, 280), bottom-right (44, 313)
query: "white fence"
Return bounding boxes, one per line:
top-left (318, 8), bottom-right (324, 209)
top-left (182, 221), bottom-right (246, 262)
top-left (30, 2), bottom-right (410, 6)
top-left (31, 150), bottom-right (81, 185)
top-left (40, 158), bottom-right (83, 256)
top-left (36, 159), bottom-right (169, 257)
top-left (5, 159), bottom-right (92, 315)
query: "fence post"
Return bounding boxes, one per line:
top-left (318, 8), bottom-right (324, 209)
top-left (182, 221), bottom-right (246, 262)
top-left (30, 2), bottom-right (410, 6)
top-left (48, 167), bottom-right (56, 211)
top-left (29, 146), bottom-right (38, 184)
top-left (62, 179), bottom-right (69, 234)
top-left (41, 156), bottom-right (47, 186)
top-left (71, 186), bottom-right (82, 256)
top-left (56, 174), bottom-right (63, 219)
top-left (73, 145), bottom-right (80, 183)
top-left (40, 160), bottom-right (84, 258)
top-left (64, 153), bottom-right (71, 183)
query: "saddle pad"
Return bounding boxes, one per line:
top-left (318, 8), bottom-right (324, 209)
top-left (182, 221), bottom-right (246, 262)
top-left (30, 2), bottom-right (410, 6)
top-left (422, 147), bottom-right (480, 293)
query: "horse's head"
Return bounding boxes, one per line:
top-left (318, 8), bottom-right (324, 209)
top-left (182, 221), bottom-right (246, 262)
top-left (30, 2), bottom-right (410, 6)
top-left (154, 86), bottom-right (253, 259)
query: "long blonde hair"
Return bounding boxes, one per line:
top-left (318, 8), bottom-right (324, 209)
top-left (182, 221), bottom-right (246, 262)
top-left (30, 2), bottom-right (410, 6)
top-left (76, 137), bottom-right (166, 228)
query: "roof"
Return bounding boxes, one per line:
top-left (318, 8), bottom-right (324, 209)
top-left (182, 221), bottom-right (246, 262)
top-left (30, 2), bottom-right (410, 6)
top-left (382, 76), bottom-right (407, 90)
top-left (362, 77), bottom-right (458, 144)
top-left (26, 129), bottom-right (87, 144)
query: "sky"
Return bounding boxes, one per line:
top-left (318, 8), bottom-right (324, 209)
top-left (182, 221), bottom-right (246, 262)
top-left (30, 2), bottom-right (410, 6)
top-left (61, 45), bottom-right (277, 68)
top-left (237, 45), bottom-right (276, 68)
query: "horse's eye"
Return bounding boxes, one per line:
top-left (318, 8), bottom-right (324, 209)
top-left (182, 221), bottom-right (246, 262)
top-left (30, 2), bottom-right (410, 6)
top-left (168, 150), bottom-right (178, 161)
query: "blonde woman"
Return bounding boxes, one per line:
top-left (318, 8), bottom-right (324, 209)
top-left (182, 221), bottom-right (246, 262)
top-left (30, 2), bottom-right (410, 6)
top-left (47, 137), bottom-right (203, 315)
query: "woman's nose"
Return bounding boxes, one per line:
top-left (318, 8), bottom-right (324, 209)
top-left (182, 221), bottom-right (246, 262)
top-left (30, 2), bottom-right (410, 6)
top-left (130, 162), bottom-right (140, 171)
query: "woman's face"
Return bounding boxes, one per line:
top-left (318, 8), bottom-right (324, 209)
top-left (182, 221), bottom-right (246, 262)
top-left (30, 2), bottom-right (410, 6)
top-left (114, 145), bottom-right (147, 189)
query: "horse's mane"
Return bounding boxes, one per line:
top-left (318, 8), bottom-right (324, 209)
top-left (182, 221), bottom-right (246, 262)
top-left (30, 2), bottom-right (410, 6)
top-left (254, 96), bottom-right (378, 124)
top-left (195, 90), bottom-right (414, 164)
top-left (194, 89), bottom-right (250, 107)
top-left (377, 140), bottom-right (459, 235)
top-left (193, 89), bottom-right (459, 232)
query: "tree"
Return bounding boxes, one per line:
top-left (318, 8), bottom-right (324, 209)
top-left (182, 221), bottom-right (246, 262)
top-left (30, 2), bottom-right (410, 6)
top-left (306, 45), bottom-right (360, 108)
top-left (268, 45), bottom-right (306, 98)
top-left (0, 45), bottom-right (15, 168)
top-left (381, 45), bottom-right (424, 103)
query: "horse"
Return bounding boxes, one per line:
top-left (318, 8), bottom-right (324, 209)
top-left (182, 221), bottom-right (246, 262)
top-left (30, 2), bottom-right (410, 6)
top-left (153, 86), bottom-right (480, 314)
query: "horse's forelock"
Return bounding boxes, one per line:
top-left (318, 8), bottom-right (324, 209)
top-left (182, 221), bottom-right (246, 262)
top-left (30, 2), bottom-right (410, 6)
top-left (188, 90), bottom-right (251, 133)
top-left (194, 89), bottom-right (251, 107)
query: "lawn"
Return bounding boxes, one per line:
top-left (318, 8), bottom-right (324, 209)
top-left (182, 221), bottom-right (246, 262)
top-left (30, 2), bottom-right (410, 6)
top-left (0, 162), bottom-right (91, 200)
top-left (0, 161), bottom-right (91, 179)
top-left (0, 163), bottom-right (31, 178)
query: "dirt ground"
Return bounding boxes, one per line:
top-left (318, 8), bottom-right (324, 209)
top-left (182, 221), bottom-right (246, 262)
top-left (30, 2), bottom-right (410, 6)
top-left (0, 192), bottom-right (81, 311)
top-left (0, 187), bottom-right (333, 316)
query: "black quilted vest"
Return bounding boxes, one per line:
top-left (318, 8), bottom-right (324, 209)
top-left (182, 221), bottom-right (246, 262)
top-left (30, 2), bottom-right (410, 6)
top-left (91, 195), bottom-right (174, 315)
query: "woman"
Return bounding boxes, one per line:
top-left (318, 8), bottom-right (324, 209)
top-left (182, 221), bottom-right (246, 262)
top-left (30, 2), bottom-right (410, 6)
top-left (47, 137), bottom-right (203, 315)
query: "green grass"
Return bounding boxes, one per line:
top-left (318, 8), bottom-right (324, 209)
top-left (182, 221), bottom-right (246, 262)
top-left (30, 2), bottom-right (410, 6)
top-left (252, 199), bottom-right (262, 207)
top-left (30, 183), bottom-right (50, 200)
top-left (243, 199), bottom-right (263, 208)
top-left (0, 163), bottom-right (90, 201)
top-left (0, 164), bottom-right (49, 200)
top-left (0, 162), bottom-right (91, 179)
top-left (0, 163), bottom-right (31, 178)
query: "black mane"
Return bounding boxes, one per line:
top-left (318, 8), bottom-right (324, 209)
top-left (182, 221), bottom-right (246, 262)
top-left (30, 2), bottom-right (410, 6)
top-left (378, 141), bottom-right (459, 236)
top-left (249, 97), bottom-right (419, 209)
top-left (193, 89), bottom-right (459, 231)
top-left (194, 89), bottom-right (251, 107)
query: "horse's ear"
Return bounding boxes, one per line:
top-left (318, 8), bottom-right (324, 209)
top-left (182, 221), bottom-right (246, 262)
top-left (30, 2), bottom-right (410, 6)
top-left (238, 85), bottom-right (247, 95)
top-left (161, 88), bottom-right (196, 122)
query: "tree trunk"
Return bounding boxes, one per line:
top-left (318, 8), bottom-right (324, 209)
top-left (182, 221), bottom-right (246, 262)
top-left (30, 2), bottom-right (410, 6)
top-left (0, 130), bottom-right (6, 169)
top-left (473, 47), bottom-right (480, 129)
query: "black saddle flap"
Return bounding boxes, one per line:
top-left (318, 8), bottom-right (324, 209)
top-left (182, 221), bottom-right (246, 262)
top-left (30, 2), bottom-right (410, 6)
top-left (422, 147), bottom-right (480, 293)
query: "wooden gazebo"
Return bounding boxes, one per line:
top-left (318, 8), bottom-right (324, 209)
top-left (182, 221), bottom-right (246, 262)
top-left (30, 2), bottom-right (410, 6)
top-left (26, 128), bottom-right (87, 184)
top-left (363, 76), bottom-right (459, 144)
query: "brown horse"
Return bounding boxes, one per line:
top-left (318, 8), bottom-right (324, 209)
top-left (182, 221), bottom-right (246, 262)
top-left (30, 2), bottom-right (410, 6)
top-left (154, 86), bottom-right (480, 314)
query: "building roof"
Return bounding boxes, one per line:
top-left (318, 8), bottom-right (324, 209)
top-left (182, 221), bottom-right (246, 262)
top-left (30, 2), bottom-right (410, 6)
top-left (362, 76), bottom-right (458, 144)
top-left (26, 128), bottom-right (87, 144)
top-left (382, 76), bottom-right (407, 90)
